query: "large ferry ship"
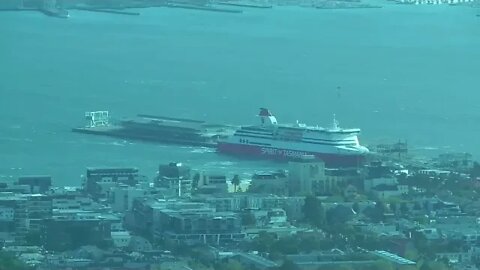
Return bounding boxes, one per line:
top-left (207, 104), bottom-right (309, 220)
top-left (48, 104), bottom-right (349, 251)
top-left (217, 108), bottom-right (369, 167)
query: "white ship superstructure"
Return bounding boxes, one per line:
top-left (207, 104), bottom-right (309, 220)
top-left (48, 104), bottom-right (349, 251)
top-left (217, 108), bottom-right (369, 167)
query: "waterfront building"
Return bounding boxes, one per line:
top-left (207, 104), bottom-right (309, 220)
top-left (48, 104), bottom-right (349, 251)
top-left (288, 155), bottom-right (327, 195)
top-left (194, 194), bottom-right (244, 212)
top-left (41, 215), bottom-right (112, 251)
top-left (0, 193), bottom-right (27, 244)
top-left (18, 175), bottom-right (52, 194)
top-left (84, 167), bottom-right (141, 200)
top-left (249, 170), bottom-right (288, 195)
top-left (130, 198), bottom-right (214, 240)
top-left (157, 209), bottom-right (245, 245)
top-left (156, 163), bottom-right (192, 197)
top-left (25, 194), bottom-right (52, 233)
top-left (111, 185), bottom-right (149, 213)
top-left (0, 206), bottom-right (15, 243)
top-left (196, 172), bottom-right (229, 194)
top-left (325, 167), bottom-right (363, 191)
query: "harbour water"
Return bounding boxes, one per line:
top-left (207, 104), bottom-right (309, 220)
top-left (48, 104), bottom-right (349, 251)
top-left (0, 5), bottom-right (479, 185)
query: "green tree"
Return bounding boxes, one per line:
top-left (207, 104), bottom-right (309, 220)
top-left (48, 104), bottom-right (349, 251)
top-left (354, 233), bottom-right (383, 250)
top-left (0, 251), bottom-right (28, 270)
top-left (250, 231), bottom-right (276, 253)
top-left (413, 201), bottom-right (422, 210)
top-left (276, 259), bottom-right (299, 270)
top-left (420, 261), bottom-right (450, 270)
top-left (231, 175), bottom-right (240, 192)
top-left (215, 259), bottom-right (244, 270)
top-left (272, 236), bottom-right (299, 254)
top-left (25, 231), bottom-right (42, 246)
top-left (403, 242), bottom-right (420, 261)
top-left (302, 195), bottom-right (325, 227)
top-left (352, 202), bottom-right (359, 213)
top-left (470, 161), bottom-right (480, 179)
top-left (326, 205), bottom-right (354, 227)
top-left (299, 233), bottom-right (333, 252)
top-left (193, 173), bottom-right (201, 189)
top-left (318, 265), bottom-right (354, 270)
top-left (241, 212), bottom-right (256, 226)
top-left (369, 260), bottom-right (395, 270)
top-left (364, 201), bottom-right (386, 222)
top-left (400, 202), bottom-right (409, 216)
top-left (389, 202), bottom-right (397, 213)
top-left (375, 201), bottom-right (386, 216)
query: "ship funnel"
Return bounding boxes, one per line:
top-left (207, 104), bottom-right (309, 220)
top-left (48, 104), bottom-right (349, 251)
top-left (258, 108), bottom-right (277, 127)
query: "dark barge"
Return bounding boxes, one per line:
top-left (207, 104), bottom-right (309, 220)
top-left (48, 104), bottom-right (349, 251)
top-left (72, 111), bottom-right (235, 148)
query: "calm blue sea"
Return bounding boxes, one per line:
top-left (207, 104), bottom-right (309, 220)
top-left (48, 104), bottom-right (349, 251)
top-left (0, 5), bottom-right (479, 185)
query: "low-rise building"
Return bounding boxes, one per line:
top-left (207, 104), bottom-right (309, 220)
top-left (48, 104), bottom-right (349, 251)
top-left (156, 163), bottom-right (192, 197)
top-left (436, 152), bottom-right (473, 172)
top-left (355, 222), bottom-right (402, 237)
top-left (289, 155), bottom-right (326, 195)
top-left (245, 195), bottom-right (305, 221)
top-left (157, 209), bottom-right (245, 245)
top-left (286, 250), bottom-right (377, 270)
top-left (371, 184), bottom-right (408, 199)
top-left (195, 194), bottom-right (243, 212)
top-left (84, 167), bottom-right (141, 200)
top-left (41, 213), bottom-right (112, 251)
top-left (0, 193), bottom-right (27, 243)
top-left (18, 176), bottom-right (52, 194)
top-left (267, 208), bottom-right (287, 226)
top-left (364, 177), bottom-right (397, 192)
top-left (130, 198), bottom-right (214, 239)
top-left (196, 172), bottom-right (229, 194)
top-left (25, 194), bottom-right (52, 233)
top-left (0, 206), bottom-right (15, 242)
top-left (436, 252), bottom-right (472, 265)
top-left (364, 177), bottom-right (408, 199)
top-left (111, 231), bottom-right (131, 249)
top-left (249, 171), bottom-right (288, 195)
top-left (111, 185), bottom-right (149, 213)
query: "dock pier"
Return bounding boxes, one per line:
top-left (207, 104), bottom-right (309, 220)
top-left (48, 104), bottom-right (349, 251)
top-left (166, 3), bottom-right (243, 13)
top-left (73, 8), bottom-right (141, 16)
top-left (216, 2), bottom-right (273, 8)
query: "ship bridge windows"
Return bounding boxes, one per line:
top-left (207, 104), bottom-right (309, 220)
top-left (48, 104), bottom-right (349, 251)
top-left (239, 138), bottom-right (271, 146)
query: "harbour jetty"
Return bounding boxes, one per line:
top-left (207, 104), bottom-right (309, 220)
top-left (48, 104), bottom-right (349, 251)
top-left (41, 0), bottom-right (69, 18)
top-left (3, 0), bottom-right (479, 15)
top-left (72, 111), bottom-right (236, 148)
top-left (40, 7), bottom-right (69, 18)
top-left (217, 1), bottom-right (274, 8)
top-left (0, 6), bottom-right (69, 18)
top-left (166, 3), bottom-right (243, 13)
top-left (396, 0), bottom-right (475, 4)
top-left (0, 0), bottom-right (69, 18)
top-left (72, 7), bottom-right (140, 16)
top-left (316, 1), bottom-right (382, 9)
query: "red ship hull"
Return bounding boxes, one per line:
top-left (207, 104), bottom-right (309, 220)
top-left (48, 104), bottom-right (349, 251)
top-left (217, 142), bottom-right (365, 167)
